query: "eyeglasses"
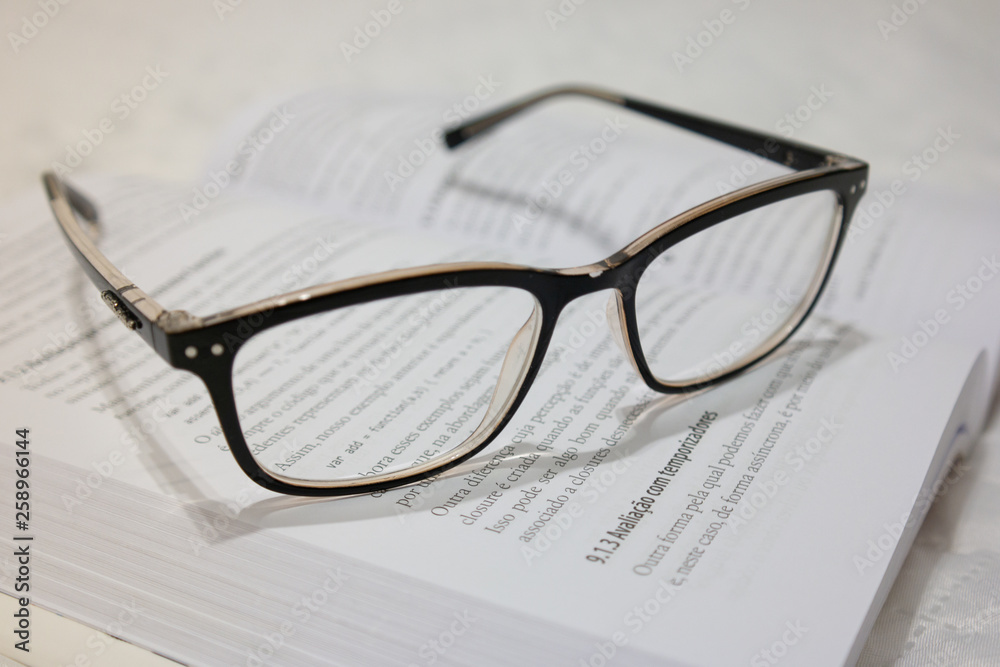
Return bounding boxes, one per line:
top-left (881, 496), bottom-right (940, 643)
top-left (43, 85), bottom-right (868, 497)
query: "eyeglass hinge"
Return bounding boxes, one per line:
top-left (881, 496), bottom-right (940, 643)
top-left (101, 291), bottom-right (141, 331)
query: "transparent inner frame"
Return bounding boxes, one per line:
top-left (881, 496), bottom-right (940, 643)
top-left (232, 286), bottom-right (542, 488)
top-left (631, 189), bottom-right (842, 386)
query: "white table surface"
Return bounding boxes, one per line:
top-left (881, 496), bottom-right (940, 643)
top-left (1, 1), bottom-right (998, 664)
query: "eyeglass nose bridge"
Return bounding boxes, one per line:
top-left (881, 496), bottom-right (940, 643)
top-left (541, 264), bottom-right (654, 391)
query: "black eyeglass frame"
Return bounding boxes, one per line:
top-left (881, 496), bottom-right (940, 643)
top-left (42, 84), bottom-right (868, 497)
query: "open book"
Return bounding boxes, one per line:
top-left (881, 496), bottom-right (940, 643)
top-left (1, 89), bottom-right (998, 665)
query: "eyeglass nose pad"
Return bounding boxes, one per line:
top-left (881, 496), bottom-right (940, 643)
top-left (606, 293), bottom-right (642, 375)
top-left (471, 302), bottom-right (542, 442)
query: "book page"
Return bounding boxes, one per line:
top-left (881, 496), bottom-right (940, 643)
top-left (0, 177), bottom-right (984, 664)
top-left (204, 91), bottom-right (791, 265)
top-left (206, 91), bottom-right (1000, 402)
top-left (819, 188), bottom-right (1000, 411)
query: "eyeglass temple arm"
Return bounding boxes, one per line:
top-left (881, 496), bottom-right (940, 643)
top-left (41, 172), bottom-right (194, 360)
top-left (444, 85), bottom-right (858, 171)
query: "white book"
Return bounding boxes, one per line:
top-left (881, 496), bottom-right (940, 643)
top-left (1, 89), bottom-right (998, 666)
